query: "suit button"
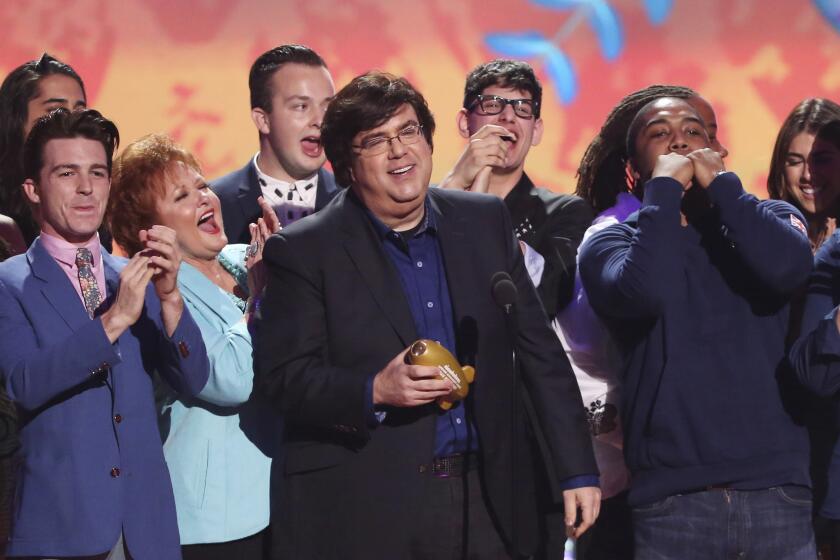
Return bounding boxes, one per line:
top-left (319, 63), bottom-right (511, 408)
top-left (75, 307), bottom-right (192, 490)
top-left (110, 467), bottom-right (121, 478)
top-left (114, 414), bottom-right (122, 424)
top-left (419, 465), bottom-right (427, 473)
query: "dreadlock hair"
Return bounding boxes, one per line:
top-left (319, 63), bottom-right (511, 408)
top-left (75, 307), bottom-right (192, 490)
top-left (576, 84), bottom-right (696, 214)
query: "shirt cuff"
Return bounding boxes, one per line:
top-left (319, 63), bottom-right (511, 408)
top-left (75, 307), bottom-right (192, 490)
top-left (557, 474), bottom-right (600, 491)
top-left (816, 309), bottom-right (840, 357)
top-left (364, 374), bottom-right (386, 427)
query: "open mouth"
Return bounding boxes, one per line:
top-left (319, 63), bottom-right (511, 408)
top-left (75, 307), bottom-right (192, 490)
top-left (197, 210), bottom-right (220, 234)
top-left (800, 186), bottom-right (821, 198)
top-left (388, 164), bottom-right (415, 176)
top-left (301, 136), bottom-right (322, 157)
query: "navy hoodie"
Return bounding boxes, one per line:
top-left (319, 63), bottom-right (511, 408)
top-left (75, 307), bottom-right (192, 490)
top-left (579, 172), bottom-right (813, 506)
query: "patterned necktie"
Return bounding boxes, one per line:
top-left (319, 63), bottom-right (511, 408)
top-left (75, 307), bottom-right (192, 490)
top-left (75, 248), bottom-right (102, 317)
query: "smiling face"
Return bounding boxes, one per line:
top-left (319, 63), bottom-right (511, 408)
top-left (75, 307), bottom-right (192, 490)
top-left (629, 98), bottom-right (710, 181)
top-left (253, 63), bottom-right (335, 182)
top-left (24, 74), bottom-right (86, 138)
top-left (459, 84), bottom-right (543, 175)
top-left (23, 137), bottom-right (109, 245)
top-left (784, 132), bottom-right (818, 215)
top-left (153, 161), bottom-right (227, 261)
top-left (806, 135), bottom-right (840, 218)
top-left (350, 104), bottom-right (432, 229)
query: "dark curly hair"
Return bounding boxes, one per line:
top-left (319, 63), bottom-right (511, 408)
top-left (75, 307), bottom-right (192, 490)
top-left (462, 59), bottom-right (542, 118)
top-left (321, 72), bottom-right (435, 188)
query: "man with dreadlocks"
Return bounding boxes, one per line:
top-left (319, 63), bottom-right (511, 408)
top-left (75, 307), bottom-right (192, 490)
top-left (579, 95), bottom-right (815, 559)
top-left (553, 85), bottom-right (728, 559)
top-left (439, 59), bottom-right (593, 319)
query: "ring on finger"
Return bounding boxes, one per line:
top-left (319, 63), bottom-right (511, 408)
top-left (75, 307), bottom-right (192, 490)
top-left (246, 242), bottom-right (259, 258)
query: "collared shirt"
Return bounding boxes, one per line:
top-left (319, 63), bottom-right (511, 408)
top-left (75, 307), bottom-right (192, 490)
top-left (253, 153), bottom-right (319, 227)
top-left (39, 231), bottom-right (107, 306)
top-left (366, 199), bottom-right (477, 457)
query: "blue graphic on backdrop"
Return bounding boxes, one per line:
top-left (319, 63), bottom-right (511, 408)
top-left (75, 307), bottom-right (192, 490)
top-left (484, 0), bottom-right (674, 104)
top-left (814, 0), bottom-right (840, 33)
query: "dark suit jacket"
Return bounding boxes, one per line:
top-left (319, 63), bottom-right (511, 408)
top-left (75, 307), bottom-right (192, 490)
top-left (255, 187), bottom-right (596, 559)
top-left (211, 158), bottom-right (339, 244)
top-left (0, 239), bottom-right (209, 558)
top-left (505, 173), bottom-right (594, 319)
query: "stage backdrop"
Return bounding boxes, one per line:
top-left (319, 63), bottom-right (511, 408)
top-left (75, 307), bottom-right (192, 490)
top-left (1, 0), bottom-right (837, 196)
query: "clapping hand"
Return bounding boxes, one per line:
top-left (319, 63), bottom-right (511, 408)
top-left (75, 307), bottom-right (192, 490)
top-left (245, 197), bottom-right (281, 306)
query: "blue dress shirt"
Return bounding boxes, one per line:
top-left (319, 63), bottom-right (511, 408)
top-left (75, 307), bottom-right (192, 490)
top-left (362, 201), bottom-right (598, 489)
top-left (367, 203), bottom-right (477, 457)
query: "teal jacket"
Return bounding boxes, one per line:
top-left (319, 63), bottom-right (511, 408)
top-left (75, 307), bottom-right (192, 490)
top-left (159, 244), bottom-right (272, 544)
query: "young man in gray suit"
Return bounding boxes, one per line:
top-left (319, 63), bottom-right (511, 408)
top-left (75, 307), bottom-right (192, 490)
top-left (212, 44), bottom-right (339, 243)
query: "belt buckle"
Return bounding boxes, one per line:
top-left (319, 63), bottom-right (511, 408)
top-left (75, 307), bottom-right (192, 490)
top-left (431, 453), bottom-right (472, 478)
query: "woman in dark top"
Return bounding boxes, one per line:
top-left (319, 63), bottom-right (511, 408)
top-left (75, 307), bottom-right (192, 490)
top-left (791, 119), bottom-right (840, 559)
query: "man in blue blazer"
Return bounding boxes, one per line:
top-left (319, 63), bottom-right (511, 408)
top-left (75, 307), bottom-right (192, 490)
top-left (212, 44), bottom-right (339, 243)
top-left (0, 109), bottom-right (209, 559)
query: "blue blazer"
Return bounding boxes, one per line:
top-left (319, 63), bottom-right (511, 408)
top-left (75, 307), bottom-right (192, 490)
top-left (211, 159), bottom-right (339, 244)
top-left (0, 238), bottom-right (209, 559)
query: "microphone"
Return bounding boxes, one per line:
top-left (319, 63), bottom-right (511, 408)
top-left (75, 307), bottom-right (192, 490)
top-left (490, 270), bottom-right (521, 552)
top-left (491, 271), bottom-right (518, 314)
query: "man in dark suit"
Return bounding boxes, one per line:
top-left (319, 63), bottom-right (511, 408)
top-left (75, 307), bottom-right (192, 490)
top-left (212, 44), bottom-right (339, 243)
top-left (0, 109), bottom-right (209, 559)
top-left (439, 60), bottom-right (593, 319)
top-left (255, 72), bottom-right (598, 559)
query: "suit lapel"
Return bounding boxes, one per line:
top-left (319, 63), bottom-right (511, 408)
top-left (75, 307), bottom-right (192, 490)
top-left (101, 251), bottom-right (124, 308)
top-left (236, 160), bottom-right (261, 225)
top-left (314, 168), bottom-right (338, 211)
top-left (429, 191), bottom-right (478, 350)
top-left (338, 192), bottom-right (417, 347)
top-left (28, 238), bottom-right (91, 331)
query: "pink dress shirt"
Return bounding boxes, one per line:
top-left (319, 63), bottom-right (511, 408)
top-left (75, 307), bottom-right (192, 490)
top-left (39, 231), bottom-right (108, 307)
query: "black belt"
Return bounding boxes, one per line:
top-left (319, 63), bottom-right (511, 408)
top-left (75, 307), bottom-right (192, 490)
top-left (429, 453), bottom-right (477, 478)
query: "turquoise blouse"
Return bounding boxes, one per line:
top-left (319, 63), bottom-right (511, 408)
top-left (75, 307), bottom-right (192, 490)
top-left (159, 244), bottom-right (272, 544)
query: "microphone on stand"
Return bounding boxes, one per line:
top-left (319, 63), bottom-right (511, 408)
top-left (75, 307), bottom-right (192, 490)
top-left (491, 271), bottom-right (521, 552)
top-left (491, 271), bottom-right (518, 315)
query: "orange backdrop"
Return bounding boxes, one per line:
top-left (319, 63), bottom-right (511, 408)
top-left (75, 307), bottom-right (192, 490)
top-left (0, 0), bottom-right (835, 196)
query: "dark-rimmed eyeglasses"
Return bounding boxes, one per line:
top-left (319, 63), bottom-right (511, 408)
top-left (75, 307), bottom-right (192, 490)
top-left (353, 123), bottom-right (425, 156)
top-left (468, 95), bottom-right (539, 119)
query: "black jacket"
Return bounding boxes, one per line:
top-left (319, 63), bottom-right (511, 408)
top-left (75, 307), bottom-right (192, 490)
top-left (255, 187), bottom-right (596, 558)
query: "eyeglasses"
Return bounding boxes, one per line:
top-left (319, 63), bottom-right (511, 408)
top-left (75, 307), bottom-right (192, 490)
top-left (468, 95), bottom-right (539, 119)
top-left (353, 123), bottom-right (425, 156)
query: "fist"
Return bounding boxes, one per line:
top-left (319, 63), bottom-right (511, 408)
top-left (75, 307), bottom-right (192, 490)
top-left (686, 148), bottom-right (726, 189)
top-left (652, 152), bottom-right (694, 189)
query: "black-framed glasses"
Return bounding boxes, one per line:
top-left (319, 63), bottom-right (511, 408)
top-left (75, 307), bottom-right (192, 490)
top-left (468, 94), bottom-right (539, 119)
top-left (353, 123), bottom-right (425, 156)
